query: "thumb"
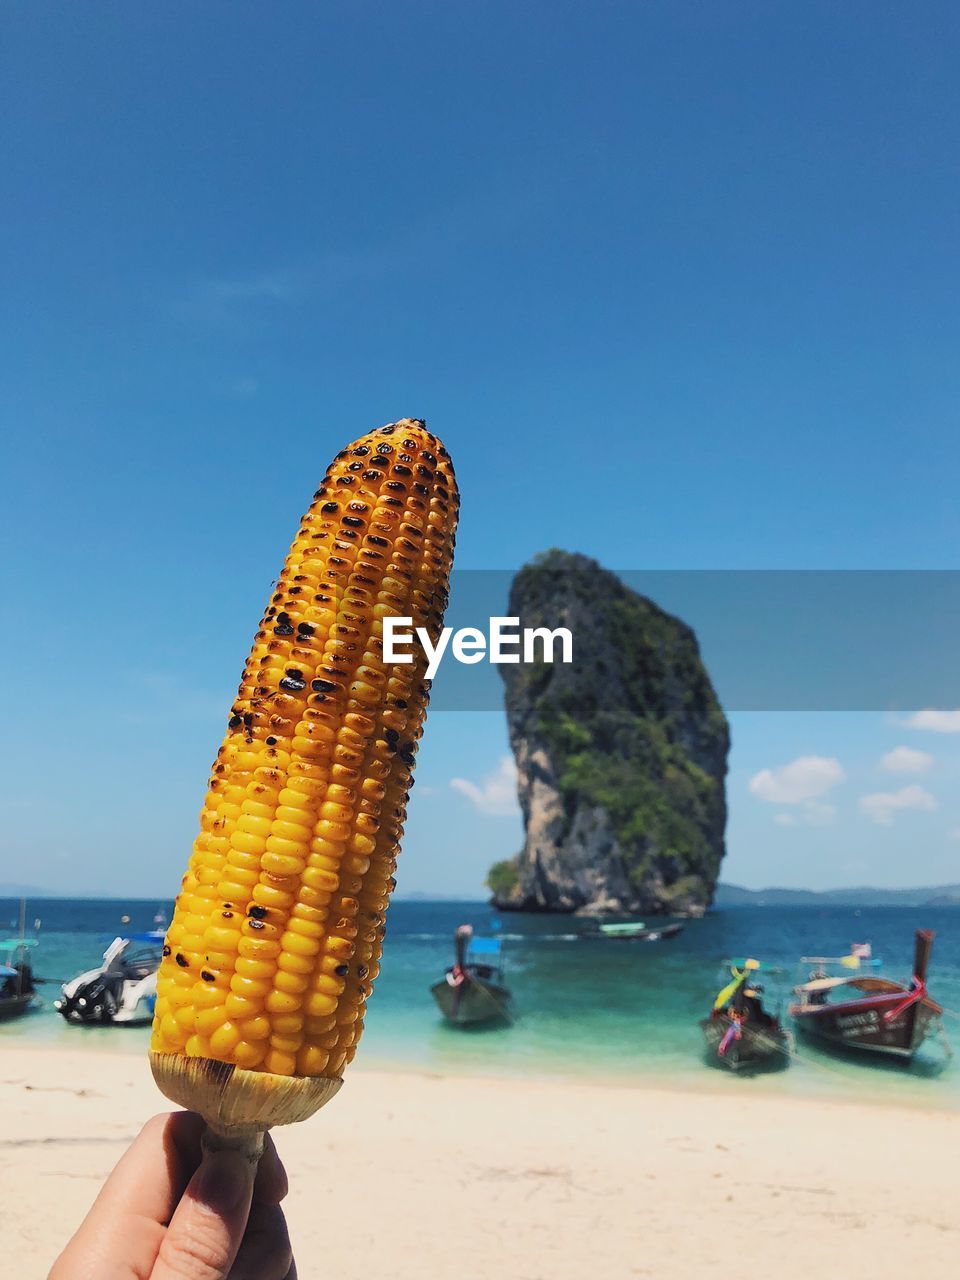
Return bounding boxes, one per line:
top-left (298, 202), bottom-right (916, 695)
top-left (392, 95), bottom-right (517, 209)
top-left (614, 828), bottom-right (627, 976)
top-left (151, 1144), bottom-right (257, 1280)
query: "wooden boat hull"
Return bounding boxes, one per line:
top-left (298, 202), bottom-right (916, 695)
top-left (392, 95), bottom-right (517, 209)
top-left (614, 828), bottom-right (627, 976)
top-left (791, 990), bottom-right (941, 1059)
top-left (0, 993), bottom-right (35, 1021)
top-left (431, 975), bottom-right (511, 1026)
top-left (700, 1014), bottom-right (790, 1071)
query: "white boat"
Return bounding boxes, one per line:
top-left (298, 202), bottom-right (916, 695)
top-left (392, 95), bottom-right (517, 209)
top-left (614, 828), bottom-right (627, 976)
top-left (55, 933), bottom-right (163, 1026)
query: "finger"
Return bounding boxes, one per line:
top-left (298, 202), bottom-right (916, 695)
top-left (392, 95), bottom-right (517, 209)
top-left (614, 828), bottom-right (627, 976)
top-left (49, 1112), bottom-right (204, 1280)
top-left (253, 1133), bottom-right (288, 1206)
top-left (151, 1145), bottom-right (256, 1280)
top-left (228, 1202), bottom-right (293, 1280)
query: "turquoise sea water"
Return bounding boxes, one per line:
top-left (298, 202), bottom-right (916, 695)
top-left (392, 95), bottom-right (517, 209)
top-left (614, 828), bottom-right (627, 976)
top-left (2, 898), bottom-right (958, 1109)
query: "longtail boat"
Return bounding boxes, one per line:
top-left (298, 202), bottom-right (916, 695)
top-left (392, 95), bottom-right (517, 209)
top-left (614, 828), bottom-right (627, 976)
top-left (430, 925), bottom-right (512, 1027)
top-left (701, 959), bottom-right (790, 1071)
top-left (0, 901), bottom-right (40, 1021)
top-left (790, 929), bottom-right (942, 1061)
top-left (579, 920), bottom-right (684, 942)
top-left (0, 938), bottom-right (39, 1021)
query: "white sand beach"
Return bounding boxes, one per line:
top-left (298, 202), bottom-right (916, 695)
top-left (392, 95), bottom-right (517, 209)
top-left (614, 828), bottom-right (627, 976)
top-left (2, 1045), bottom-right (957, 1280)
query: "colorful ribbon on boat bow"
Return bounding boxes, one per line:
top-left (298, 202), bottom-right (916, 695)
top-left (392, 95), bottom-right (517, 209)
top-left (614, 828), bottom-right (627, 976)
top-left (713, 959), bottom-right (760, 1011)
top-left (718, 1013), bottom-right (743, 1056)
top-left (883, 976), bottom-right (926, 1024)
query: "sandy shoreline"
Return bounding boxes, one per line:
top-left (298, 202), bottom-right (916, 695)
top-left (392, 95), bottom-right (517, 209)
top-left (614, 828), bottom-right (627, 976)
top-left (2, 1046), bottom-right (958, 1279)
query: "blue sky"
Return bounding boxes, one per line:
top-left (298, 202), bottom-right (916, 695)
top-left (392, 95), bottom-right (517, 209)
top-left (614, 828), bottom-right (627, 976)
top-left (2, 3), bottom-right (959, 897)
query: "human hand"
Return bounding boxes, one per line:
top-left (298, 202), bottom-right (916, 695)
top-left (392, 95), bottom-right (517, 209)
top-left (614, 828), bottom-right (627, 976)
top-left (48, 1111), bottom-right (295, 1279)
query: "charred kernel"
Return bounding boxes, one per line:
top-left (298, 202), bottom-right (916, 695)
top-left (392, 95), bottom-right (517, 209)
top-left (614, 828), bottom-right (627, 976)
top-left (279, 676), bottom-right (306, 692)
top-left (352, 445), bottom-right (370, 456)
top-left (248, 905), bottom-right (269, 920)
top-left (335, 964), bottom-right (350, 976)
top-left (393, 464), bottom-right (412, 477)
top-left (336, 476), bottom-right (354, 486)
top-left (222, 910), bottom-right (234, 918)
top-left (175, 953), bottom-right (189, 967)
top-left (228, 713), bottom-right (243, 729)
top-left (201, 969), bottom-right (215, 982)
top-left (162, 945), bottom-right (171, 957)
top-left (275, 623), bottom-right (294, 636)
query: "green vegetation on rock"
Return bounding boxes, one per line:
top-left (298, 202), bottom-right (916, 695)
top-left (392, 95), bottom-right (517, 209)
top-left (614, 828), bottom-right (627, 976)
top-left (486, 858), bottom-right (520, 899)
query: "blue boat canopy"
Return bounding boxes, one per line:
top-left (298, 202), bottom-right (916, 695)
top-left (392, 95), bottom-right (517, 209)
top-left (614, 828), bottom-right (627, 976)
top-left (0, 938), bottom-right (39, 950)
top-left (467, 936), bottom-right (502, 957)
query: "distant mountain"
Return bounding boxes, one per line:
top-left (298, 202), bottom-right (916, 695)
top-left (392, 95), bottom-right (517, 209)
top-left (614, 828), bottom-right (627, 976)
top-left (716, 882), bottom-right (960, 908)
top-left (0, 883), bottom-right (57, 898)
top-left (394, 891), bottom-right (484, 903)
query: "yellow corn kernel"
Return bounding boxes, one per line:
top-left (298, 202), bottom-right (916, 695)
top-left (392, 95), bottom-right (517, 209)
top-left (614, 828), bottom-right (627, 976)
top-left (150, 421), bottom-right (457, 1080)
top-left (209, 1021), bottom-right (242, 1058)
top-left (264, 1048), bottom-right (297, 1076)
top-left (233, 1040), bottom-right (268, 1070)
top-left (240, 1014), bottom-right (272, 1041)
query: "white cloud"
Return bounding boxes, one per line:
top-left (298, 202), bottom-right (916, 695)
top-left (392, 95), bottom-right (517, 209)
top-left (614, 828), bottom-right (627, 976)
top-left (804, 802), bottom-right (837, 827)
top-left (450, 756), bottom-right (519, 817)
top-left (902, 709), bottom-right (960, 733)
top-left (774, 802), bottom-right (836, 828)
top-left (749, 756), bottom-right (845, 805)
top-left (859, 785), bottom-right (938, 827)
top-left (880, 746), bottom-right (934, 774)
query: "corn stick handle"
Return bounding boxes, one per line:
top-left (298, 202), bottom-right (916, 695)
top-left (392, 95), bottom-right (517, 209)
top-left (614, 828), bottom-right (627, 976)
top-left (201, 1123), bottom-right (265, 1164)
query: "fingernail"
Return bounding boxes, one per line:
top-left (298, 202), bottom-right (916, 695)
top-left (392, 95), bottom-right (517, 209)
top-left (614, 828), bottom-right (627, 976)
top-left (194, 1148), bottom-right (254, 1214)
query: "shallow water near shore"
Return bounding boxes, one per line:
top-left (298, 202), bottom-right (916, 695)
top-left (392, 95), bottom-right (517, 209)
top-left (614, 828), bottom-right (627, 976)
top-left (3, 897), bottom-right (957, 1109)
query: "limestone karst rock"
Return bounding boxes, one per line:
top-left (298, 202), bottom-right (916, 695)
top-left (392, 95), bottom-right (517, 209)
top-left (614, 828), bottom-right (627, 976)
top-left (487, 551), bottom-right (729, 915)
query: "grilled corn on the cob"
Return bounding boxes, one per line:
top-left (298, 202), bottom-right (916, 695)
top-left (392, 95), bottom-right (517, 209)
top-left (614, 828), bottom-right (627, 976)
top-left (149, 419), bottom-right (457, 1135)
